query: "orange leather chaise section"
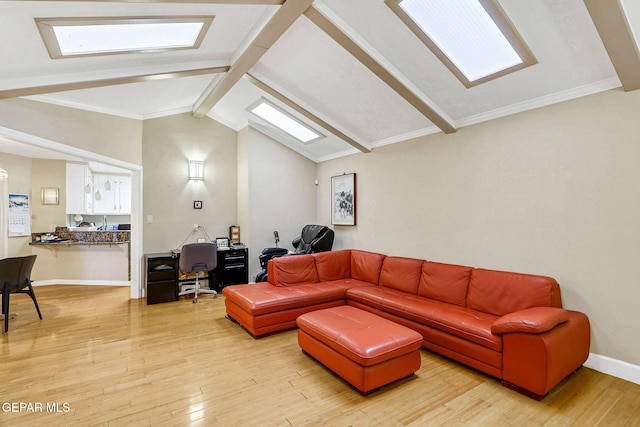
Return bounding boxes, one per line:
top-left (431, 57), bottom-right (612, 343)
top-left (223, 250), bottom-right (380, 337)
top-left (297, 305), bottom-right (422, 394)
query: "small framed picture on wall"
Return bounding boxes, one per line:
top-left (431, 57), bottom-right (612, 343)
top-left (331, 173), bottom-right (356, 226)
top-left (193, 200), bottom-right (202, 209)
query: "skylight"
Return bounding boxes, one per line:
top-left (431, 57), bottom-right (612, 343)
top-left (249, 100), bottom-right (322, 144)
top-left (36, 16), bottom-right (214, 59)
top-left (386, 0), bottom-right (536, 87)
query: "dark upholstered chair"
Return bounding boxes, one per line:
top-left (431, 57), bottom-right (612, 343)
top-left (179, 242), bottom-right (217, 303)
top-left (1, 254), bottom-right (42, 332)
top-left (255, 225), bottom-right (335, 282)
top-left (290, 225), bottom-right (335, 255)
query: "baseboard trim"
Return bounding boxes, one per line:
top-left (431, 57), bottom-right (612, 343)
top-left (33, 280), bottom-right (130, 287)
top-left (585, 353), bottom-right (640, 385)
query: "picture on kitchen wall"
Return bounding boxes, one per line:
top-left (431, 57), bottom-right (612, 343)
top-left (8, 193), bottom-right (31, 237)
top-left (331, 173), bottom-right (356, 226)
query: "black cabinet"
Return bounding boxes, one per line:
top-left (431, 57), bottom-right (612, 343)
top-left (217, 247), bottom-right (249, 289)
top-left (145, 252), bottom-right (178, 304)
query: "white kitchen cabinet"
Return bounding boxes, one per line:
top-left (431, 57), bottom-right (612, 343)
top-left (118, 176), bottom-right (131, 214)
top-left (92, 174), bottom-right (131, 214)
top-left (66, 162), bottom-right (92, 214)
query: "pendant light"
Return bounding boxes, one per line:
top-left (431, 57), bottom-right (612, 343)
top-left (104, 176), bottom-right (112, 191)
top-left (95, 189), bottom-right (102, 201)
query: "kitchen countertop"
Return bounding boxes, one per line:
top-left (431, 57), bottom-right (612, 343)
top-left (31, 229), bottom-right (130, 245)
top-left (30, 240), bottom-right (129, 246)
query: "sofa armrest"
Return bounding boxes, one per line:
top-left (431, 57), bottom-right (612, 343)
top-left (502, 310), bottom-right (590, 398)
top-left (492, 307), bottom-right (569, 334)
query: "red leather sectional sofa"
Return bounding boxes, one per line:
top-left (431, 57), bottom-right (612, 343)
top-left (223, 249), bottom-right (590, 399)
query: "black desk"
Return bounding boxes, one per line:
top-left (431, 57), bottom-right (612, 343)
top-left (145, 245), bottom-right (249, 304)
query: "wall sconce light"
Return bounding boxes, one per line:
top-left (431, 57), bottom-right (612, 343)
top-left (41, 187), bottom-right (59, 205)
top-left (0, 168), bottom-right (8, 182)
top-left (189, 160), bottom-right (204, 180)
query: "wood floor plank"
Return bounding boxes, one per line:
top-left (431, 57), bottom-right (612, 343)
top-left (2, 285), bottom-right (640, 426)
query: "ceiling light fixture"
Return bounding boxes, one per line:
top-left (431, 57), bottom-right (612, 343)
top-left (386, 0), bottom-right (536, 87)
top-left (248, 99), bottom-right (322, 144)
top-left (35, 16), bottom-right (214, 59)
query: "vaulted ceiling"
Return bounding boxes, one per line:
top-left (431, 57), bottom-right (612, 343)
top-left (1, 0), bottom-right (639, 163)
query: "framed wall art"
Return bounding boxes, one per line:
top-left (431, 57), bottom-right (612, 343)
top-left (331, 173), bottom-right (356, 226)
top-left (41, 187), bottom-right (59, 205)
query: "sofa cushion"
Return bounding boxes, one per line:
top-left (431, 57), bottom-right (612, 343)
top-left (379, 256), bottom-right (424, 294)
top-left (347, 287), bottom-right (502, 352)
top-left (351, 250), bottom-right (386, 285)
top-left (325, 278), bottom-right (378, 289)
top-left (223, 282), bottom-right (347, 315)
top-left (467, 269), bottom-right (562, 316)
top-left (418, 261), bottom-right (472, 306)
top-left (267, 254), bottom-right (319, 287)
top-left (314, 250), bottom-right (352, 281)
top-left (491, 307), bottom-right (570, 334)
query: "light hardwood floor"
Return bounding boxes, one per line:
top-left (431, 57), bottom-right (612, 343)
top-left (1, 285), bottom-right (639, 426)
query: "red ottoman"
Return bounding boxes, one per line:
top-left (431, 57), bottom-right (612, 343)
top-left (296, 305), bottom-right (422, 394)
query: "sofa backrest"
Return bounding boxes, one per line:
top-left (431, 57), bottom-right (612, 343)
top-left (418, 261), bottom-right (473, 306)
top-left (267, 254), bottom-right (319, 286)
top-left (379, 256), bottom-right (424, 294)
top-left (466, 268), bottom-right (562, 316)
top-left (350, 250), bottom-right (386, 285)
top-left (314, 250), bottom-right (352, 281)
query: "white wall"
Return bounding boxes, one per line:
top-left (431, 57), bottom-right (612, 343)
top-left (141, 113), bottom-right (238, 253)
top-left (317, 88), bottom-right (640, 367)
top-left (0, 152), bottom-right (33, 256)
top-left (240, 128), bottom-right (318, 279)
top-left (236, 127), bottom-right (250, 251)
top-left (31, 159), bottom-right (66, 233)
top-left (0, 99), bottom-right (142, 165)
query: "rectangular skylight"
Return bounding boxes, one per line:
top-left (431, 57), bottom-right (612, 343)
top-left (249, 100), bottom-right (322, 144)
top-left (36, 16), bottom-right (214, 58)
top-left (386, 0), bottom-right (536, 87)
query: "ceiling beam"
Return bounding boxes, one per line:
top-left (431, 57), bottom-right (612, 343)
top-left (584, 0), bottom-right (640, 91)
top-left (304, 5), bottom-right (456, 134)
top-left (192, 0), bottom-right (313, 117)
top-left (245, 73), bottom-right (371, 153)
top-left (0, 66), bottom-right (229, 99)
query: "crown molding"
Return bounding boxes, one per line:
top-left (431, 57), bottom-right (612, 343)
top-left (456, 77), bottom-right (622, 128)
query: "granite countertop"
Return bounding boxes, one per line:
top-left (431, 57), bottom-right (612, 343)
top-left (30, 230), bottom-right (130, 245)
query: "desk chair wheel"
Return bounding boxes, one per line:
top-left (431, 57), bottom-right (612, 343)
top-left (193, 298), bottom-right (197, 303)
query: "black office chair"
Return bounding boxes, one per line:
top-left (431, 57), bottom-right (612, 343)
top-left (1, 254), bottom-right (42, 332)
top-left (255, 225), bottom-right (335, 282)
top-left (178, 242), bottom-right (217, 303)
